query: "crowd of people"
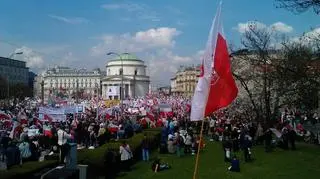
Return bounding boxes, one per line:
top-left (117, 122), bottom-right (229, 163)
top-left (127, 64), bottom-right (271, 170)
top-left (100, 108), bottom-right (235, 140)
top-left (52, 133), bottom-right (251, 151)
top-left (0, 96), bottom-right (319, 176)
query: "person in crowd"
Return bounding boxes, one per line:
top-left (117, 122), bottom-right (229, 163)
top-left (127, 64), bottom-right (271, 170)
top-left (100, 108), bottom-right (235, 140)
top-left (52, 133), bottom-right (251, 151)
top-left (231, 127), bottom-right (239, 152)
top-left (184, 133), bottom-right (192, 154)
top-left (5, 140), bottom-right (21, 169)
top-left (255, 123), bottom-right (264, 145)
top-left (19, 127), bottom-right (28, 142)
top-left (119, 141), bottom-right (132, 171)
top-left (57, 125), bottom-right (71, 164)
top-left (228, 155), bottom-right (240, 172)
top-left (288, 127), bottom-right (296, 150)
top-left (281, 125), bottom-right (289, 150)
top-left (29, 137), bottom-right (40, 161)
top-left (104, 150), bottom-right (119, 179)
top-left (141, 134), bottom-right (149, 161)
top-left (167, 135), bottom-right (176, 154)
top-left (174, 132), bottom-right (184, 157)
top-left (222, 138), bottom-right (232, 162)
top-left (151, 158), bottom-right (171, 172)
top-left (209, 118), bottom-right (216, 141)
top-left (264, 128), bottom-right (273, 153)
top-left (243, 135), bottom-right (253, 162)
top-left (18, 136), bottom-right (32, 163)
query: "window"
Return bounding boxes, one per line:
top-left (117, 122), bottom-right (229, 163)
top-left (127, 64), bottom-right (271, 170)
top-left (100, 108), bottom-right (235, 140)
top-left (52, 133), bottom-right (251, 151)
top-left (134, 69), bottom-right (138, 75)
top-left (119, 68), bottom-right (123, 75)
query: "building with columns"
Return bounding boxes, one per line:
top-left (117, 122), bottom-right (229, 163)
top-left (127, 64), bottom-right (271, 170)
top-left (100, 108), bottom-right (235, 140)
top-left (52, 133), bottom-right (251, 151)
top-left (34, 66), bottom-right (102, 100)
top-left (170, 65), bottom-right (200, 97)
top-left (101, 53), bottom-right (150, 100)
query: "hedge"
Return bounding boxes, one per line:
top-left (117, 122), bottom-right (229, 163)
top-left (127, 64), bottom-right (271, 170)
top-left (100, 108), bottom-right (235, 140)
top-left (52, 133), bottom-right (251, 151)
top-left (1, 128), bottom-right (161, 179)
top-left (1, 160), bottom-right (59, 179)
top-left (78, 128), bottom-right (161, 177)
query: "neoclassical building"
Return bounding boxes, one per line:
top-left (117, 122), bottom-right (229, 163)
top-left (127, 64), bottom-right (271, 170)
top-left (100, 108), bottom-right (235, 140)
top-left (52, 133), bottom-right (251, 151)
top-left (101, 53), bottom-right (150, 100)
top-left (34, 66), bottom-right (102, 100)
top-left (170, 65), bottom-right (200, 97)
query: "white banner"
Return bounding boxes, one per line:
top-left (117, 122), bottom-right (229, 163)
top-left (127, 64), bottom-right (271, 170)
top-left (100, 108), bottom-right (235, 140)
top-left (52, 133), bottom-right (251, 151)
top-left (38, 107), bottom-right (65, 115)
top-left (28, 129), bottom-right (40, 137)
top-left (76, 105), bottom-right (85, 113)
top-left (106, 86), bottom-right (120, 96)
top-left (50, 114), bottom-right (67, 122)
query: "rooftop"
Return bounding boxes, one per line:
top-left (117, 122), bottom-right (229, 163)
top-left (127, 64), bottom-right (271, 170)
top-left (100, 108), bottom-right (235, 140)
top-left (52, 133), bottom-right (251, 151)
top-left (44, 66), bottom-right (101, 75)
top-left (108, 53), bottom-right (143, 62)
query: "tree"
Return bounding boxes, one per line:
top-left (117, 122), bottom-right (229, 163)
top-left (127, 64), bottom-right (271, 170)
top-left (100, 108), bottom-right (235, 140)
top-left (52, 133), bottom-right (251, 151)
top-left (0, 76), bottom-right (8, 99)
top-left (275, 0), bottom-right (320, 14)
top-left (9, 83), bottom-right (33, 100)
top-left (232, 21), bottom-right (320, 124)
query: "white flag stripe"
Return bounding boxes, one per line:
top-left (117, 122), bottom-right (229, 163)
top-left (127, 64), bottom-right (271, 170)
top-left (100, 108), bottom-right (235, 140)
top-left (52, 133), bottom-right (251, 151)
top-left (190, 2), bottom-right (223, 121)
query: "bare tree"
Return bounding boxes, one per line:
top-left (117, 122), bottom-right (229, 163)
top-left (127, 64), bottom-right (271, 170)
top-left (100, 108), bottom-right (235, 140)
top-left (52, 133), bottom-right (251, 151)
top-left (275, 0), bottom-right (320, 14)
top-left (232, 21), bottom-right (320, 124)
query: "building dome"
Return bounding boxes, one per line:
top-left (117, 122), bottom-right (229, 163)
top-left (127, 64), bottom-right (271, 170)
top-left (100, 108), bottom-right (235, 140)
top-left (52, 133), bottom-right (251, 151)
top-left (102, 53), bottom-right (150, 99)
top-left (111, 53), bottom-right (142, 62)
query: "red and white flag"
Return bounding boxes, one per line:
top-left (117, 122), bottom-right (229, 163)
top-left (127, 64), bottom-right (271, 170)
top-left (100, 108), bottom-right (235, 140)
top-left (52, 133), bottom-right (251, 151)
top-left (191, 2), bottom-right (238, 121)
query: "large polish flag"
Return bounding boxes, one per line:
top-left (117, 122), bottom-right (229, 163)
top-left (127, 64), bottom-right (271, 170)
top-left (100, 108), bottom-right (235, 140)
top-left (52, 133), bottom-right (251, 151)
top-left (190, 2), bottom-right (238, 121)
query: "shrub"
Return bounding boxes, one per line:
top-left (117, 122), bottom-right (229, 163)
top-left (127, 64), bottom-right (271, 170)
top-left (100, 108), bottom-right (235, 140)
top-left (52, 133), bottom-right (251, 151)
top-left (78, 128), bottom-right (161, 177)
top-left (2, 160), bottom-right (58, 179)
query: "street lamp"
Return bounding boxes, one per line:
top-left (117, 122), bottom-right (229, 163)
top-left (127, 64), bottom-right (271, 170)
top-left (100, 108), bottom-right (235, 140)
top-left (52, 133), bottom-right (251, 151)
top-left (41, 80), bottom-right (44, 105)
top-left (76, 79), bottom-right (79, 104)
top-left (107, 52), bottom-right (130, 118)
top-left (95, 82), bottom-right (100, 120)
top-left (8, 51), bottom-right (23, 59)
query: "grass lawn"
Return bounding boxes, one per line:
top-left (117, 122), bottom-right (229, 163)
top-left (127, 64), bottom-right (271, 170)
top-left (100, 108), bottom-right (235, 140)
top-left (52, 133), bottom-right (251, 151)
top-left (118, 142), bottom-right (320, 179)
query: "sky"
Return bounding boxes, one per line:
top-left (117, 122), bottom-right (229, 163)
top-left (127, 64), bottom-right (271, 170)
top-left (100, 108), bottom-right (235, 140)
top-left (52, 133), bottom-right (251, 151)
top-left (0, 0), bottom-right (319, 86)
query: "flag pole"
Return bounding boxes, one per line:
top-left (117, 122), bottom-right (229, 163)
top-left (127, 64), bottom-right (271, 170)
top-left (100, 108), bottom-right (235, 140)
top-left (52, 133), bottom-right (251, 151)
top-left (193, 118), bottom-right (205, 179)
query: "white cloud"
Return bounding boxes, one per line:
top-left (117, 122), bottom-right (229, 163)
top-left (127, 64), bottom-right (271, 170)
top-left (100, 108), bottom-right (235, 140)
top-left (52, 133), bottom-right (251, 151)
top-left (101, 2), bottom-right (160, 22)
top-left (292, 27), bottom-right (320, 44)
top-left (91, 27), bottom-right (181, 56)
top-left (304, 27), bottom-right (320, 40)
top-left (270, 22), bottom-right (293, 33)
top-left (145, 49), bottom-right (198, 85)
top-left (177, 20), bottom-right (187, 26)
top-left (90, 27), bottom-right (202, 84)
top-left (14, 46), bottom-right (45, 69)
top-left (101, 3), bottom-right (145, 12)
top-left (165, 6), bottom-right (182, 14)
top-left (48, 14), bottom-right (89, 24)
top-left (234, 21), bottom-right (293, 33)
top-left (234, 21), bottom-right (267, 33)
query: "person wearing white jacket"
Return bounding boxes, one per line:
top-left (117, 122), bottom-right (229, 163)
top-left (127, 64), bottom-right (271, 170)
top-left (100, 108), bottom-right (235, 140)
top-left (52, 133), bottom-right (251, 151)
top-left (119, 141), bottom-right (132, 171)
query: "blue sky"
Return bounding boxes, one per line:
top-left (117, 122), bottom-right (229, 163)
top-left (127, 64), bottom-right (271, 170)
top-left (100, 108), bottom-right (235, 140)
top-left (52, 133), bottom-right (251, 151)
top-left (0, 0), bottom-right (319, 85)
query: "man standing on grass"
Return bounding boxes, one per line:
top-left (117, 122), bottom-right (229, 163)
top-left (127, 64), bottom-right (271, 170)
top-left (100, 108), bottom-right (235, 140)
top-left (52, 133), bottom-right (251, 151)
top-left (57, 125), bottom-right (71, 164)
top-left (141, 134), bottom-right (149, 161)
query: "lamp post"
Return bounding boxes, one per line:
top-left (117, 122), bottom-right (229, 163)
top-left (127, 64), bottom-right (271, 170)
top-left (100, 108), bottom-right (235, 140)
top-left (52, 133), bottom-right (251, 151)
top-left (41, 80), bottom-right (44, 105)
top-left (133, 69), bottom-right (137, 98)
top-left (8, 51), bottom-right (23, 59)
top-left (76, 79), bottom-right (79, 104)
top-left (107, 52), bottom-right (130, 118)
top-left (96, 82), bottom-right (99, 120)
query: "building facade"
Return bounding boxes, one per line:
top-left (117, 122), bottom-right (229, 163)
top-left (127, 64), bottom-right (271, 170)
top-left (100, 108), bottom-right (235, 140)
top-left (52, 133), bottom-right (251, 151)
top-left (34, 66), bottom-right (102, 100)
top-left (101, 53), bottom-right (150, 100)
top-left (157, 86), bottom-right (171, 95)
top-left (0, 57), bottom-right (29, 85)
top-left (170, 66), bottom-right (200, 97)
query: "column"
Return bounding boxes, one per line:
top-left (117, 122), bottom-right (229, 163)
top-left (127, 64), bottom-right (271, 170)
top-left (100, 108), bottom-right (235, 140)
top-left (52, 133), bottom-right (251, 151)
top-left (128, 83), bottom-right (131, 98)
